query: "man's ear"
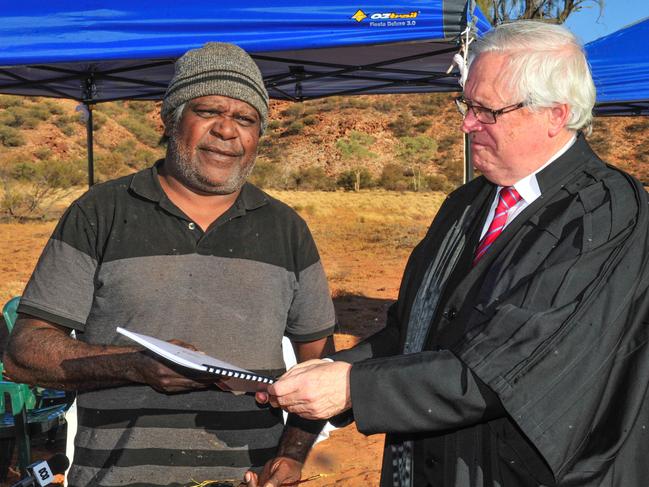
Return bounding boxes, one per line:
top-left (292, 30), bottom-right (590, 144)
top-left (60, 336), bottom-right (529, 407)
top-left (548, 103), bottom-right (570, 137)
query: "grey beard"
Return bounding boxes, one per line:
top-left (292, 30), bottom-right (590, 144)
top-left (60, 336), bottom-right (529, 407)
top-left (166, 136), bottom-right (256, 195)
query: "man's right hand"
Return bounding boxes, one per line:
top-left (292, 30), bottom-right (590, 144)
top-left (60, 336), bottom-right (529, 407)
top-left (132, 339), bottom-right (217, 393)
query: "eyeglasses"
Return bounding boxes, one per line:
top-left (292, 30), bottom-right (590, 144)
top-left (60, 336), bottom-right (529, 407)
top-left (454, 96), bottom-right (526, 124)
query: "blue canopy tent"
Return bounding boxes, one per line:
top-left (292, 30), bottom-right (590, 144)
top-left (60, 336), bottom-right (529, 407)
top-left (586, 17), bottom-right (649, 116)
top-left (0, 0), bottom-right (489, 185)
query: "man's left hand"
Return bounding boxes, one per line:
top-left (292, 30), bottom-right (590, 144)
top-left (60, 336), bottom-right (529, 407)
top-left (256, 360), bottom-right (352, 420)
top-left (243, 456), bottom-right (302, 487)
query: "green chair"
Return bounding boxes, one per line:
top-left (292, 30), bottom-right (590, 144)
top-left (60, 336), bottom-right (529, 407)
top-left (2, 296), bottom-right (20, 333)
top-left (0, 297), bottom-right (69, 480)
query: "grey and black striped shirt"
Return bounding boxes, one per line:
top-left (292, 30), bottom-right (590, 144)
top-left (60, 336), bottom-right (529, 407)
top-left (19, 164), bottom-right (335, 487)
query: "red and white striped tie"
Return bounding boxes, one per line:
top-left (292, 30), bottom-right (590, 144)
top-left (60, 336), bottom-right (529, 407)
top-left (473, 186), bottom-right (522, 266)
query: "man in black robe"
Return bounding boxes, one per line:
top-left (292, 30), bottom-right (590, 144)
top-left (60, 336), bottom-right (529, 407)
top-left (248, 21), bottom-right (649, 487)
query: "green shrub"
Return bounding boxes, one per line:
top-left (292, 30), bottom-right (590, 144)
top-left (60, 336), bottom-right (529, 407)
top-left (44, 101), bottom-right (65, 116)
top-left (120, 117), bottom-right (161, 147)
top-left (414, 119), bottom-right (432, 133)
top-left (34, 147), bottom-right (53, 160)
top-left (303, 105), bottom-right (319, 116)
top-left (282, 120), bottom-right (304, 136)
top-left (388, 113), bottom-right (415, 137)
top-left (281, 103), bottom-right (305, 119)
top-left (4, 154), bottom-right (84, 184)
top-left (8, 106), bottom-right (50, 128)
top-left (379, 163), bottom-right (410, 191)
top-left (0, 95), bottom-right (24, 109)
top-left (1, 159), bottom-right (85, 220)
top-left (437, 135), bottom-right (457, 152)
top-left (93, 111), bottom-right (108, 131)
top-left (127, 101), bottom-right (156, 116)
top-left (624, 120), bottom-right (649, 133)
top-left (40, 158), bottom-right (86, 188)
top-left (267, 120), bottom-right (282, 131)
top-left (96, 152), bottom-right (129, 181)
top-left (249, 160), bottom-right (286, 189)
top-left (337, 167), bottom-right (374, 191)
top-left (257, 138), bottom-right (286, 164)
top-left (316, 97), bottom-right (338, 112)
top-left (439, 159), bottom-right (463, 187)
top-left (53, 115), bottom-right (78, 136)
top-left (0, 126), bottom-right (25, 146)
top-left (411, 104), bottom-right (437, 117)
top-left (29, 105), bottom-right (51, 121)
top-left (11, 162), bottom-right (38, 181)
top-left (96, 102), bottom-right (127, 118)
top-left (425, 173), bottom-right (451, 192)
top-left (410, 94), bottom-right (448, 116)
top-left (373, 100), bottom-right (394, 113)
top-left (291, 166), bottom-right (336, 191)
top-left (342, 97), bottom-right (370, 109)
top-left (0, 111), bottom-right (16, 126)
top-left (303, 115), bottom-right (318, 126)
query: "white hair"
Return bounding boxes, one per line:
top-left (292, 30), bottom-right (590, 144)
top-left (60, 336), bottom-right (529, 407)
top-left (470, 20), bottom-right (595, 134)
top-left (168, 102), bottom-right (187, 131)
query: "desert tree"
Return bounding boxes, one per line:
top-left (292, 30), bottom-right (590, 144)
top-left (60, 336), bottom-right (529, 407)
top-left (475, 0), bottom-right (604, 25)
top-left (396, 136), bottom-right (438, 192)
top-left (336, 131), bottom-right (378, 191)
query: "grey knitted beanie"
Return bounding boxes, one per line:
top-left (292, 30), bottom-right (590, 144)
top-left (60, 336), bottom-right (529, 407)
top-left (162, 42), bottom-right (269, 133)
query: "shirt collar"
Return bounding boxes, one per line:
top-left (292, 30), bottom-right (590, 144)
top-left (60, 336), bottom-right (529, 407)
top-left (129, 160), bottom-right (269, 213)
top-left (129, 160), bottom-right (166, 202)
top-left (510, 134), bottom-right (577, 204)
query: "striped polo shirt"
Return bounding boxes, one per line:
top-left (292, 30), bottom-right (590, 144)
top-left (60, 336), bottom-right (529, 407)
top-left (19, 164), bottom-right (336, 487)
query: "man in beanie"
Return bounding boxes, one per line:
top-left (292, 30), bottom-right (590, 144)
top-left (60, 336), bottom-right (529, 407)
top-left (4, 42), bottom-right (335, 487)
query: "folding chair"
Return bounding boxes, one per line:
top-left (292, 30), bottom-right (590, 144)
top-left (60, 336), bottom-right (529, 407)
top-left (0, 297), bottom-right (71, 480)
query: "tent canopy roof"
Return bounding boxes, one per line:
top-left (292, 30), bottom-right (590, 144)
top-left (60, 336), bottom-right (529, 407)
top-left (0, 0), bottom-right (490, 103)
top-left (586, 17), bottom-right (649, 116)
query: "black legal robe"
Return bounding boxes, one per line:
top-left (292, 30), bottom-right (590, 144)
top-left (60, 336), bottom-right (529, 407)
top-left (335, 135), bottom-right (649, 486)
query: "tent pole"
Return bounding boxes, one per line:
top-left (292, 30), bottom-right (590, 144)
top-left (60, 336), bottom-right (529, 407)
top-left (85, 102), bottom-right (94, 187)
top-left (463, 133), bottom-right (473, 183)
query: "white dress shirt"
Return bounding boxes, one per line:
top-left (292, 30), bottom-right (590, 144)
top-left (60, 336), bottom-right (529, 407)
top-left (479, 136), bottom-right (577, 240)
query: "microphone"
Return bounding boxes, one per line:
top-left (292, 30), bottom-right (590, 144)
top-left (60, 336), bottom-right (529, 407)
top-left (11, 453), bottom-right (70, 487)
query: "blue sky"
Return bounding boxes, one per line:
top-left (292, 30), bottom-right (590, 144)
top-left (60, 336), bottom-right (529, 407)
top-left (564, 0), bottom-right (649, 44)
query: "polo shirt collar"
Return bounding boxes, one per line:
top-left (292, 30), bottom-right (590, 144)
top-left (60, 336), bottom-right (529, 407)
top-left (129, 160), bottom-right (269, 215)
top-left (236, 181), bottom-right (269, 211)
top-left (129, 160), bottom-right (166, 203)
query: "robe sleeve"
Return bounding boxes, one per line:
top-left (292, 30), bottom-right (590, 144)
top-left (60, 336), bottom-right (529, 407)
top-left (349, 349), bottom-right (505, 435)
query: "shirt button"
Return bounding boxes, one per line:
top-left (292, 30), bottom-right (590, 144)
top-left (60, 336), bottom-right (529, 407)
top-left (443, 308), bottom-right (457, 320)
top-left (188, 222), bottom-right (196, 230)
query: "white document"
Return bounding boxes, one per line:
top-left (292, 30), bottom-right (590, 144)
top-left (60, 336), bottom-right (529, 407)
top-left (116, 327), bottom-right (275, 393)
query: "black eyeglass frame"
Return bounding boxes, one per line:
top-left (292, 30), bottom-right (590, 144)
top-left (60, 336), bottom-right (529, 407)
top-left (454, 95), bottom-right (526, 124)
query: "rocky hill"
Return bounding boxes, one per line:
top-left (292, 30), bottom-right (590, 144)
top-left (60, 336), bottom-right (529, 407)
top-left (1, 92), bottom-right (648, 218)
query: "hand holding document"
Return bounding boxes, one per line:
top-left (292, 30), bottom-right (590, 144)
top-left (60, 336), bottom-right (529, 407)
top-left (116, 327), bottom-right (275, 393)
top-left (256, 359), bottom-right (352, 420)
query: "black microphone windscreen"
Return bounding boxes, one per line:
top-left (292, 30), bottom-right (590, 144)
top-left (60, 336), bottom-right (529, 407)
top-left (47, 454), bottom-right (70, 475)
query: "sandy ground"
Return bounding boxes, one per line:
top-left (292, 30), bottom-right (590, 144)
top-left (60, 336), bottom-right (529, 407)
top-left (0, 190), bottom-right (441, 487)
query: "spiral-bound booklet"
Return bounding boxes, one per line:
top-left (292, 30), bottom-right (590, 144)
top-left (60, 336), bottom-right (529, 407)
top-left (116, 327), bottom-right (275, 393)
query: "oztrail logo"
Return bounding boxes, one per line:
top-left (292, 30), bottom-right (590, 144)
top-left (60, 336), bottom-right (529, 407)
top-left (351, 9), bottom-right (368, 22)
top-left (351, 9), bottom-right (419, 23)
